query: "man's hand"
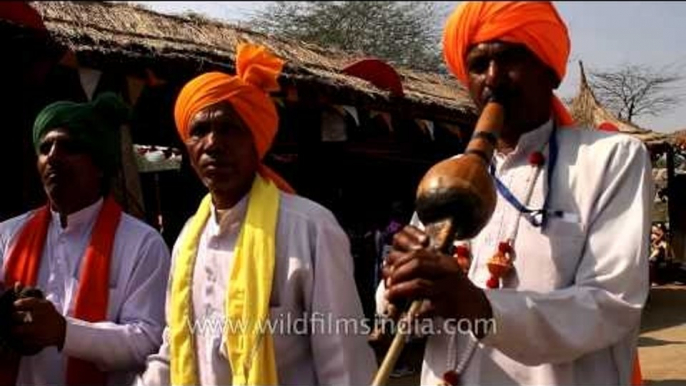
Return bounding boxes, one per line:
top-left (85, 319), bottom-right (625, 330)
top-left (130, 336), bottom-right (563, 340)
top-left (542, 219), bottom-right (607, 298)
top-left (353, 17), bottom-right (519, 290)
top-left (382, 225), bottom-right (493, 338)
top-left (11, 297), bottom-right (66, 354)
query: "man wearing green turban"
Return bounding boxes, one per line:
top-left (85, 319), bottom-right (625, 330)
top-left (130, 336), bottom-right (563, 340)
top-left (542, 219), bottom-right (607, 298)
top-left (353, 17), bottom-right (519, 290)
top-left (0, 93), bottom-right (171, 385)
top-left (32, 92), bottom-right (129, 191)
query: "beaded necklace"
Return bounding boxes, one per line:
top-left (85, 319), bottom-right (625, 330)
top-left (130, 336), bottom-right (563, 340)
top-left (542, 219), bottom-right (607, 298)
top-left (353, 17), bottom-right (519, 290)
top-left (442, 121), bottom-right (558, 386)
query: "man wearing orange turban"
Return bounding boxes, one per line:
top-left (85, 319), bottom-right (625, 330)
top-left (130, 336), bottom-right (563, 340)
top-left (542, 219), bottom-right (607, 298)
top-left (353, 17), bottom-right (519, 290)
top-left (380, 2), bottom-right (652, 385)
top-left (138, 43), bottom-right (376, 386)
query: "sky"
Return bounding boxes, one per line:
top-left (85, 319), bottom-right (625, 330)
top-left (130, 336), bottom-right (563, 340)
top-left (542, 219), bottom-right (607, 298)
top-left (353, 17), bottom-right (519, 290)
top-left (132, 1), bottom-right (686, 133)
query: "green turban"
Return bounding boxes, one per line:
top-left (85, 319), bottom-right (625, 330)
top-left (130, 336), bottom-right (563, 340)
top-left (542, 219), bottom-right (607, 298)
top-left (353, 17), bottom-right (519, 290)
top-left (32, 92), bottom-right (131, 175)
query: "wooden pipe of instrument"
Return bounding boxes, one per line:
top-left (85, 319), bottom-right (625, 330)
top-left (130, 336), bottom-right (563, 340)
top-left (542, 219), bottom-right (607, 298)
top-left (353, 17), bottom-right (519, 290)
top-left (371, 101), bottom-right (504, 386)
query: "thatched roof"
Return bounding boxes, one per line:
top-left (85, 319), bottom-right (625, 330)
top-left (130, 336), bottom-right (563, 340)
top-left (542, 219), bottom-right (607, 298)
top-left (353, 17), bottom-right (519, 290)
top-left (24, 1), bottom-right (475, 122)
top-left (568, 61), bottom-right (672, 148)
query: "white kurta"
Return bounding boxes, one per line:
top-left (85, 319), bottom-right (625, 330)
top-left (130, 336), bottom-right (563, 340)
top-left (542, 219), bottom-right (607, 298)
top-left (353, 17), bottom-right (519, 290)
top-left (377, 120), bottom-right (652, 385)
top-left (139, 191), bottom-right (378, 386)
top-left (0, 197), bottom-right (171, 386)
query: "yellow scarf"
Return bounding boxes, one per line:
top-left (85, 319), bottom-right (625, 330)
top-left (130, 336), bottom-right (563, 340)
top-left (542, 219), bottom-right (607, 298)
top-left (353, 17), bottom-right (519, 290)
top-left (170, 175), bottom-right (279, 385)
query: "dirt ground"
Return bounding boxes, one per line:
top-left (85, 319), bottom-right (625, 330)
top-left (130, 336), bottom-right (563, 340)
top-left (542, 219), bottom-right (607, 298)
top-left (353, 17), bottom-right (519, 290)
top-left (640, 284), bottom-right (686, 386)
top-left (382, 284), bottom-right (686, 386)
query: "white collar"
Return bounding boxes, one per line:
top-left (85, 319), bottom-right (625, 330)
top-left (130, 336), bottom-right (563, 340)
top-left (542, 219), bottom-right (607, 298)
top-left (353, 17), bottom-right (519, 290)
top-left (50, 197), bottom-right (104, 230)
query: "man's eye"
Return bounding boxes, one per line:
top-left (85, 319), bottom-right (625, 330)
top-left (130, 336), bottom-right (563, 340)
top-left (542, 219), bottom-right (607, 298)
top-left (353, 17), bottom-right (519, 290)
top-left (38, 141), bottom-right (53, 155)
top-left (499, 47), bottom-right (529, 66)
top-left (468, 58), bottom-right (488, 74)
top-left (190, 122), bottom-right (210, 138)
top-left (39, 139), bottom-right (86, 155)
top-left (61, 140), bottom-right (86, 154)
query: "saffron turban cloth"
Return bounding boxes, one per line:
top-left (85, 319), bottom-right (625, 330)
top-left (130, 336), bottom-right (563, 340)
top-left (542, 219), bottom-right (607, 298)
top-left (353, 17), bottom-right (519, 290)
top-left (442, 1), bottom-right (574, 126)
top-left (174, 43), bottom-right (294, 193)
top-left (32, 92), bottom-right (130, 174)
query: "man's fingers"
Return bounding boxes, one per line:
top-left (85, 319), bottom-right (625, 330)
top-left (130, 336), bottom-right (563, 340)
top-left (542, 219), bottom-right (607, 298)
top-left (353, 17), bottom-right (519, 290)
top-left (383, 249), bottom-right (403, 273)
top-left (383, 303), bottom-right (400, 321)
top-left (10, 310), bottom-right (31, 324)
top-left (386, 278), bottom-right (437, 303)
top-left (416, 299), bottom-right (436, 320)
top-left (402, 225), bottom-right (430, 247)
top-left (391, 226), bottom-right (429, 252)
top-left (13, 297), bottom-right (41, 311)
top-left (384, 225), bottom-right (430, 276)
top-left (390, 252), bottom-right (445, 284)
top-left (381, 264), bottom-right (392, 282)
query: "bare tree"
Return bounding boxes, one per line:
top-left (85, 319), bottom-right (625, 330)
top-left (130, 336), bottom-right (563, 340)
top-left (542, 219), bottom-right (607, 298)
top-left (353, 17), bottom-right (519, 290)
top-left (589, 63), bottom-right (685, 123)
top-left (250, 1), bottom-right (450, 72)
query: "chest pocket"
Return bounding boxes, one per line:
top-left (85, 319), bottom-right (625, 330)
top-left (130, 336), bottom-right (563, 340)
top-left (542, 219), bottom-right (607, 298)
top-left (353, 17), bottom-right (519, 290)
top-left (540, 212), bottom-right (586, 287)
top-left (66, 277), bottom-right (119, 319)
top-left (68, 256), bottom-right (120, 319)
top-left (506, 211), bottom-right (586, 291)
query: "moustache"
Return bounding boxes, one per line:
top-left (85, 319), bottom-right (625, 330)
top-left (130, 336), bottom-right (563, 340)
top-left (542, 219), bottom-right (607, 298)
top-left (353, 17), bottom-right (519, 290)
top-left (200, 158), bottom-right (231, 167)
top-left (43, 166), bottom-right (63, 178)
top-left (481, 87), bottom-right (516, 106)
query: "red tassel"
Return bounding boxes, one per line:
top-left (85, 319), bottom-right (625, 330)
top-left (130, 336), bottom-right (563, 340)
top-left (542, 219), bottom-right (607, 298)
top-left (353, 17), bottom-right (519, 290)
top-left (528, 151), bottom-right (545, 166)
top-left (442, 370), bottom-right (460, 386)
top-left (497, 242), bottom-right (512, 254)
top-left (455, 245), bottom-right (470, 257)
top-left (486, 276), bottom-right (499, 289)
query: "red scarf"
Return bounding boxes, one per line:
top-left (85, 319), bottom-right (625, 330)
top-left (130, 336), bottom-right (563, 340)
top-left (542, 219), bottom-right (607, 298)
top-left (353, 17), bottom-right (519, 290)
top-left (2, 196), bottom-right (121, 386)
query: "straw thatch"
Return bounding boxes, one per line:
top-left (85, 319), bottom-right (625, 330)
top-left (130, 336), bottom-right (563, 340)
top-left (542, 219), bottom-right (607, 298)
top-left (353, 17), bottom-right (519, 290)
top-left (568, 61), bottom-right (672, 149)
top-left (26, 1), bottom-right (475, 122)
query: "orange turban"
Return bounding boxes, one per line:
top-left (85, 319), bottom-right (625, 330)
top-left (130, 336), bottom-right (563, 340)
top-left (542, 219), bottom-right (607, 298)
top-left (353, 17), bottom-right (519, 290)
top-left (443, 1), bottom-right (574, 127)
top-left (174, 43), bottom-right (294, 193)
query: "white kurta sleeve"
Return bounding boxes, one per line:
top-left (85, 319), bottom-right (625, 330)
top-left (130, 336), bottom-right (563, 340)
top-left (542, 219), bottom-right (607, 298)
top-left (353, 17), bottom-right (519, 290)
top-left (309, 213), bottom-right (378, 385)
top-left (135, 326), bottom-right (172, 386)
top-left (481, 138), bottom-right (653, 365)
top-left (136, 219), bottom-right (193, 386)
top-left (0, 212), bottom-right (33, 282)
top-left (62, 233), bottom-right (171, 371)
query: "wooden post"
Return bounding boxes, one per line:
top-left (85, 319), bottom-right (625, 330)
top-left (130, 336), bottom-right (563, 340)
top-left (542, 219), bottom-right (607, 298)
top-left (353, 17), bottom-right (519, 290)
top-left (116, 124), bottom-right (146, 219)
